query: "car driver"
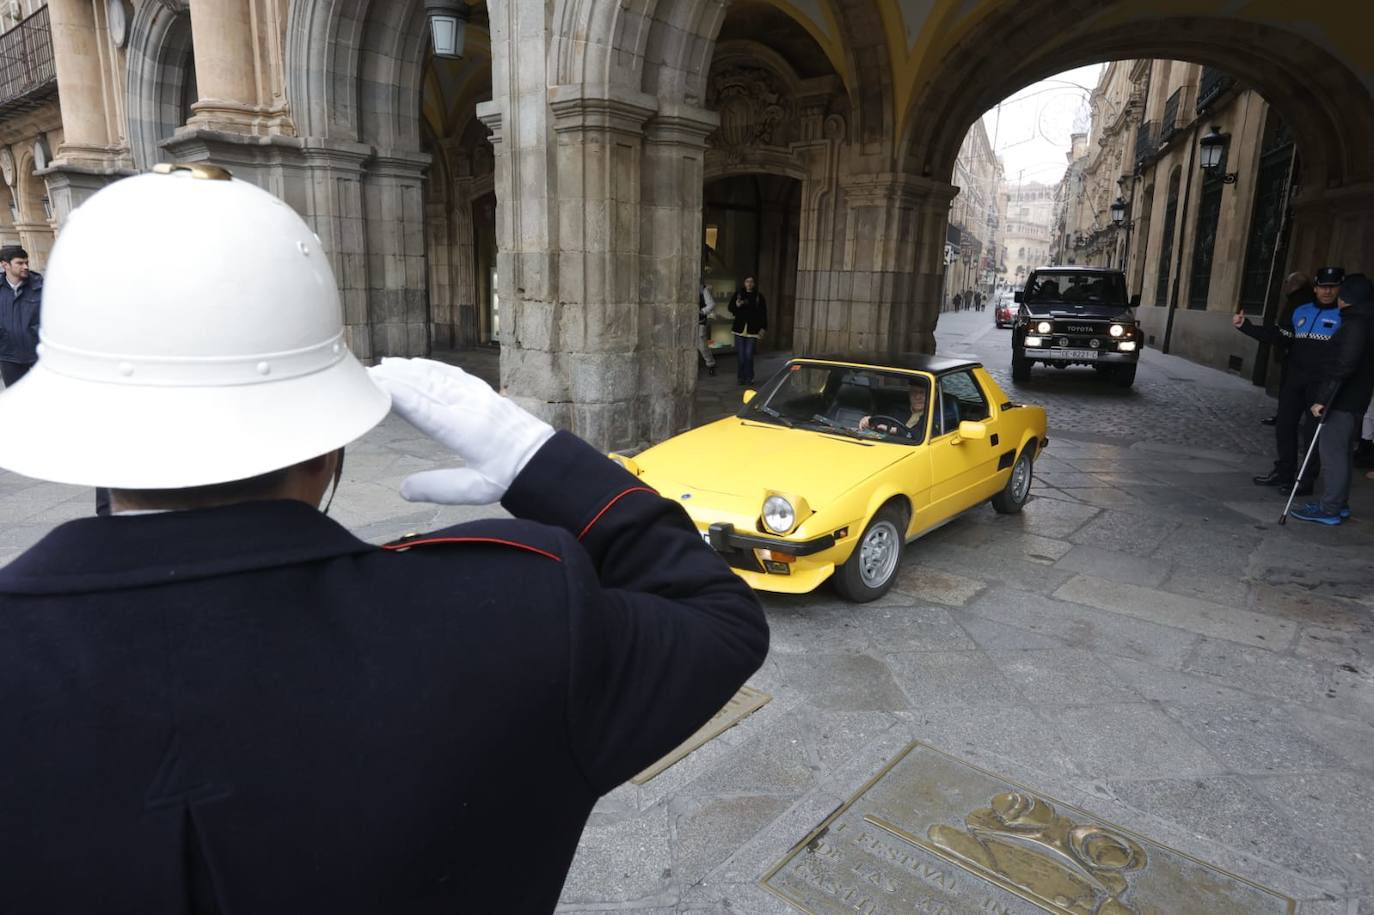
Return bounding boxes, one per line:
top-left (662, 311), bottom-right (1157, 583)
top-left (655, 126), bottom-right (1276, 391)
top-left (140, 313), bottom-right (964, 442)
top-left (858, 382), bottom-right (928, 436)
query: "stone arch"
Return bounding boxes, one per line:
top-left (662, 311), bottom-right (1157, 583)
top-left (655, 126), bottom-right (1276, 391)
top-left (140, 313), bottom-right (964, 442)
top-left (125, 0), bottom-right (195, 170)
top-left (899, 12), bottom-right (1373, 193)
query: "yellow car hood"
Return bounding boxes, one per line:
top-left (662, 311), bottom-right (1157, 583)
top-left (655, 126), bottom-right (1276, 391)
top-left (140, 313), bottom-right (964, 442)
top-left (635, 417), bottom-right (907, 507)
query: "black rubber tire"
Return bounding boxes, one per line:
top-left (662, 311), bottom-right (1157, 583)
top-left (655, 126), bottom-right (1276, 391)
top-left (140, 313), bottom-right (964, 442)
top-left (1011, 351), bottom-right (1031, 382)
top-left (832, 504), bottom-right (907, 603)
top-left (991, 448), bottom-right (1034, 514)
top-left (1112, 364), bottom-right (1137, 388)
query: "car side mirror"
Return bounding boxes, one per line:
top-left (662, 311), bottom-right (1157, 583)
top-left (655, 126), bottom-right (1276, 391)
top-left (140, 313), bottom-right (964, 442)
top-left (742, 389), bottom-right (757, 404)
top-left (955, 420), bottom-right (988, 442)
top-left (1013, 291), bottom-right (1023, 303)
top-left (1130, 293), bottom-right (1141, 308)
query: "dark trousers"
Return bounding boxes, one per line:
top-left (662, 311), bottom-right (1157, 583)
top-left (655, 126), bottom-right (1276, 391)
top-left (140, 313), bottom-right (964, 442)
top-left (1317, 409), bottom-right (1359, 513)
top-left (0, 360), bottom-right (32, 387)
top-left (1275, 377), bottom-right (1321, 483)
top-left (735, 335), bottom-right (758, 384)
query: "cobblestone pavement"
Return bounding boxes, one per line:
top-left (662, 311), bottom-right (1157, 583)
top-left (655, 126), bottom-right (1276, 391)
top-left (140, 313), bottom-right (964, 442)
top-left (2, 314), bottom-right (1372, 913)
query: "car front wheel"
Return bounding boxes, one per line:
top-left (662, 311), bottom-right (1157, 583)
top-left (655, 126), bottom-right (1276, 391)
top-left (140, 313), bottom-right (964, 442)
top-left (1113, 364), bottom-right (1137, 388)
top-left (833, 504), bottom-right (906, 602)
top-left (1011, 351), bottom-right (1032, 382)
top-left (991, 448), bottom-right (1034, 514)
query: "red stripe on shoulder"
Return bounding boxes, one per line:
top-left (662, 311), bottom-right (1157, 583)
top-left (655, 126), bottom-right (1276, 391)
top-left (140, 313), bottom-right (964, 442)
top-left (578, 486), bottom-right (658, 541)
top-left (381, 536), bottom-right (562, 562)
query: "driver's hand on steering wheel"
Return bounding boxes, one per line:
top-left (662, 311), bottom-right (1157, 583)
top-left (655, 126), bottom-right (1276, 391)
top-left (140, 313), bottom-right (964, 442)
top-left (858, 416), bottom-right (872, 431)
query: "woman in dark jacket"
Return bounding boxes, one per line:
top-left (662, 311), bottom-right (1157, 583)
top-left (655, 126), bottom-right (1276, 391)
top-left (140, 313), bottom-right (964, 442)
top-left (728, 276), bottom-right (767, 385)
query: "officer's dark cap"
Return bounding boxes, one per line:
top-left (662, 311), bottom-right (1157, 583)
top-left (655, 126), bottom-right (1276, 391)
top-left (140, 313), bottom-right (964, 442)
top-left (1339, 273), bottom-right (1373, 307)
top-left (1314, 266), bottom-right (1345, 287)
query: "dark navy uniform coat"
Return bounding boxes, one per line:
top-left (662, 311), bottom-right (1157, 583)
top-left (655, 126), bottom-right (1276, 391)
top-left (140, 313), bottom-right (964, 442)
top-left (0, 432), bottom-right (768, 914)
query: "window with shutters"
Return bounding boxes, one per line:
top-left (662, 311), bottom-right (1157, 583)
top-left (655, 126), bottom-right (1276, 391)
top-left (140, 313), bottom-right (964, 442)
top-left (1188, 144), bottom-right (1227, 309)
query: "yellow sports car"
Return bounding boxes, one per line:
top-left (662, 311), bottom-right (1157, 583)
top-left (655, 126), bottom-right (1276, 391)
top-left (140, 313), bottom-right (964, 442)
top-left (614, 354), bottom-right (1048, 602)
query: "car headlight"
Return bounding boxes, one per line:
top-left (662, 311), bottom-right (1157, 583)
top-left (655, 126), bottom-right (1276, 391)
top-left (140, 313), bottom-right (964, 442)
top-left (1024, 336), bottom-right (1043, 347)
top-left (1118, 341), bottom-right (1137, 352)
top-left (1109, 324), bottom-right (1125, 338)
top-left (1036, 321), bottom-right (1052, 334)
top-left (762, 495), bottom-right (796, 533)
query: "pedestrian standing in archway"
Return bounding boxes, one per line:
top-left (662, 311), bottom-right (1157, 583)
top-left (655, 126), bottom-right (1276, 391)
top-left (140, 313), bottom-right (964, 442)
top-left (729, 275), bottom-right (767, 386)
top-left (697, 277), bottom-right (717, 377)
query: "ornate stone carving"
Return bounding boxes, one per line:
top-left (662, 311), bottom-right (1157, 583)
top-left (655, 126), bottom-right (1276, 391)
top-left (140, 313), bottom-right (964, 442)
top-left (706, 64), bottom-right (793, 163)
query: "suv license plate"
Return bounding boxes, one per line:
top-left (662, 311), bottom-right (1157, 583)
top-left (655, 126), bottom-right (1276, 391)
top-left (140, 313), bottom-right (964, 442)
top-left (1056, 348), bottom-right (1098, 360)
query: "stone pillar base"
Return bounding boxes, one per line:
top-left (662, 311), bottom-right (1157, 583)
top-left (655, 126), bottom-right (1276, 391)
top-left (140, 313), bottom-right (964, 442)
top-left (40, 162), bottom-right (138, 225)
top-left (186, 99), bottom-right (295, 139)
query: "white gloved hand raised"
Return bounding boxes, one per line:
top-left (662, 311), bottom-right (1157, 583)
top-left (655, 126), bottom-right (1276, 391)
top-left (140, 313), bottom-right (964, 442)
top-left (368, 358), bottom-right (555, 505)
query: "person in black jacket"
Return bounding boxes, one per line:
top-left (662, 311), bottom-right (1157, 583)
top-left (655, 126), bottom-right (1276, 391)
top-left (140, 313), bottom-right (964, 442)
top-left (0, 245), bottom-right (42, 387)
top-left (1234, 266), bottom-right (1344, 495)
top-left (0, 169), bottom-right (767, 914)
top-left (1256, 271), bottom-right (1310, 425)
top-left (1290, 273), bottom-right (1374, 525)
top-left (728, 275), bottom-right (767, 385)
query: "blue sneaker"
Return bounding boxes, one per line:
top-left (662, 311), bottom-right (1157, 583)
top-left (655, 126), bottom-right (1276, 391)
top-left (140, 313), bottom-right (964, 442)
top-left (1299, 502), bottom-right (1352, 520)
top-left (1290, 506), bottom-right (1344, 526)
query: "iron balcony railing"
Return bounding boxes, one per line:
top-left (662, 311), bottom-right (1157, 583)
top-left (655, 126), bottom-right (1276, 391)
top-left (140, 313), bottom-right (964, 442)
top-left (0, 6), bottom-right (56, 114)
top-left (1197, 66), bottom-right (1234, 113)
top-left (1134, 120), bottom-right (1159, 168)
top-left (1160, 88), bottom-right (1183, 143)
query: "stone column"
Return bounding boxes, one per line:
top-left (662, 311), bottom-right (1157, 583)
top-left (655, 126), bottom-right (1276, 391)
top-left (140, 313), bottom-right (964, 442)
top-left (47, 0), bottom-right (113, 165)
top-left (362, 152), bottom-right (432, 358)
top-left (639, 103), bottom-right (717, 440)
top-left (185, 0), bottom-right (292, 135)
top-left (798, 172), bottom-right (956, 356)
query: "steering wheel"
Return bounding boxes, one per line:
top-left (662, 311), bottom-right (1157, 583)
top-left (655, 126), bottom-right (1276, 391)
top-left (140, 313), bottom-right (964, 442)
top-left (867, 415), bottom-right (914, 439)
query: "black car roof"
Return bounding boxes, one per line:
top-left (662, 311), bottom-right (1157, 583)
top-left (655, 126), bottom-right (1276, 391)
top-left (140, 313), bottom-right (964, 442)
top-left (794, 352), bottom-right (980, 375)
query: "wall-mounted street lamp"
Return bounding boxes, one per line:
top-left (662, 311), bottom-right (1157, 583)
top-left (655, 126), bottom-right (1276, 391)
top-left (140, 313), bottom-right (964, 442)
top-left (1110, 196), bottom-right (1128, 225)
top-left (1198, 125), bottom-right (1238, 184)
top-left (426, 0), bottom-right (470, 59)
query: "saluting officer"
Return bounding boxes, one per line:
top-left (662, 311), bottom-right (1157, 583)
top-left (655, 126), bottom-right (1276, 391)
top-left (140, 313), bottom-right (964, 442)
top-left (1234, 265), bottom-right (1345, 496)
top-left (0, 166), bottom-right (767, 913)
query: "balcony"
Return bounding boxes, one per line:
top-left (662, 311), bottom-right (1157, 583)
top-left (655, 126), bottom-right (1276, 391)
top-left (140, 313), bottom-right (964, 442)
top-left (1196, 66), bottom-right (1234, 113)
top-left (1160, 88), bottom-right (1183, 143)
top-left (0, 7), bottom-right (56, 115)
top-left (1134, 120), bottom-right (1158, 168)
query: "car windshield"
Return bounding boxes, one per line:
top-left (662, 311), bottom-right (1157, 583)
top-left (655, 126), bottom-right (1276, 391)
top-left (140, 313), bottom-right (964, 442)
top-left (1025, 271), bottom-right (1127, 306)
top-left (740, 363), bottom-right (932, 444)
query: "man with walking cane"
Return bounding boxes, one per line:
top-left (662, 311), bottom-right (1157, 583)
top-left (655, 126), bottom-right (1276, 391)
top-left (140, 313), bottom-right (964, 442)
top-left (1286, 274), bottom-right (1374, 526)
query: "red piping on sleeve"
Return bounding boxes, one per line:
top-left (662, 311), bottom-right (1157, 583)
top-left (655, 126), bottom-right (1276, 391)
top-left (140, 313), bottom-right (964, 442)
top-left (578, 487), bottom-right (657, 541)
top-left (382, 536), bottom-right (562, 562)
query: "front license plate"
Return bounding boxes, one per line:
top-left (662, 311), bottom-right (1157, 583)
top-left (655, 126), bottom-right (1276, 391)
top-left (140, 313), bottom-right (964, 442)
top-left (1056, 348), bottom-right (1098, 360)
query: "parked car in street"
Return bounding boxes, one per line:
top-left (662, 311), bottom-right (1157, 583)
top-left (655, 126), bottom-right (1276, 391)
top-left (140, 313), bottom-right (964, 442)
top-left (1011, 266), bottom-right (1142, 387)
top-left (994, 297), bottom-right (1014, 328)
top-left (611, 354), bottom-right (1048, 602)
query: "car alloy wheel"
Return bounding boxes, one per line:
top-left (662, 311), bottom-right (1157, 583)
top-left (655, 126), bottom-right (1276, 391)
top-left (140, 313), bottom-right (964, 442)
top-left (1010, 452), bottom-right (1032, 503)
top-left (857, 519), bottom-right (901, 589)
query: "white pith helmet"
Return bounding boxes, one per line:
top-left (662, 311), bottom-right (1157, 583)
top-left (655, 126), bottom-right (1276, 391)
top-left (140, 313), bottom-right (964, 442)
top-left (0, 163), bottom-right (390, 489)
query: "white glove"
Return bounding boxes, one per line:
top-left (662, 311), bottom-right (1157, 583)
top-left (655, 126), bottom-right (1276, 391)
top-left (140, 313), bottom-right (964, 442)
top-left (368, 358), bottom-right (555, 505)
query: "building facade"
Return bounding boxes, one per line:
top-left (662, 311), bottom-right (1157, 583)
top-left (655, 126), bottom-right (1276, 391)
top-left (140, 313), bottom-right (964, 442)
top-left (2, 1), bottom-right (1372, 447)
top-left (1053, 56), bottom-right (1306, 382)
top-left (1002, 180), bottom-right (1057, 291)
top-left (943, 116), bottom-right (1002, 308)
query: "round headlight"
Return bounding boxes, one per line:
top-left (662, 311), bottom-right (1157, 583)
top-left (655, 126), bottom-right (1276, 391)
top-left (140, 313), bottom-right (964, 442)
top-left (763, 495), bottom-right (796, 533)
top-left (1036, 321), bottom-right (1052, 334)
top-left (1109, 324), bottom-right (1125, 338)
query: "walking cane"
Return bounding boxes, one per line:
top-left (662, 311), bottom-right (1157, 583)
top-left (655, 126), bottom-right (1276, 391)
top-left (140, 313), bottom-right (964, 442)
top-left (1278, 411), bottom-right (1327, 525)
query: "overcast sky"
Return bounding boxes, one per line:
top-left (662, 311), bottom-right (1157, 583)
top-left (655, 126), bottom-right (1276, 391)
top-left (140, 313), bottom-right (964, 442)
top-left (979, 64), bottom-right (1106, 188)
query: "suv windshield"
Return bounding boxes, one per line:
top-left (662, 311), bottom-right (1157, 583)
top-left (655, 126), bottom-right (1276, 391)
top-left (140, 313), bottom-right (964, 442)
top-left (1025, 271), bottom-right (1127, 306)
top-left (740, 363), bottom-right (932, 444)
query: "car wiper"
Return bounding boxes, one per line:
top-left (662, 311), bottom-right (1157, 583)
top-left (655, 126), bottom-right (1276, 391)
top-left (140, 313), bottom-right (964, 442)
top-left (809, 414), bottom-right (868, 439)
top-left (755, 404), bottom-right (793, 427)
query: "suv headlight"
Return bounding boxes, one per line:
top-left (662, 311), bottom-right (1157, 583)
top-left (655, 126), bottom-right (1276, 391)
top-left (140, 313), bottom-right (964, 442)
top-left (1036, 321), bottom-right (1052, 334)
top-left (1109, 324), bottom-right (1125, 338)
top-left (763, 495), bottom-right (796, 533)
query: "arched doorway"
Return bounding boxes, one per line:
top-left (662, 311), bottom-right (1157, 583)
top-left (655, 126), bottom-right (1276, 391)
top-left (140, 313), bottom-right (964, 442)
top-left (702, 174), bottom-right (801, 353)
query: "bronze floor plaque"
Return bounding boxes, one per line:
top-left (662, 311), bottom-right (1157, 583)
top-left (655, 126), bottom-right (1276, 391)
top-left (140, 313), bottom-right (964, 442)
top-left (631, 685), bottom-right (771, 784)
top-left (761, 742), bottom-right (1295, 915)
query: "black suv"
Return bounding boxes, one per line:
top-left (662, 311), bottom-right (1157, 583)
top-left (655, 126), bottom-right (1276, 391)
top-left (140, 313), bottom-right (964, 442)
top-left (1011, 267), bottom-right (1142, 388)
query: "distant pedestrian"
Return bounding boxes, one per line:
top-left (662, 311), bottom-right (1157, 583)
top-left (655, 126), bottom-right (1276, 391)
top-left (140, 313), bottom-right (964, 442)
top-left (728, 275), bottom-right (767, 386)
top-left (697, 280), bottom-right (717, 376)
top-left (1234, 266), bottom-right (1344, 497)
top-left (0, 245), bottom-right (41, 389)
top-left (952, 292), bottom-right (962, 312)
top-left (1291, 274), bottom-right (1374, 525)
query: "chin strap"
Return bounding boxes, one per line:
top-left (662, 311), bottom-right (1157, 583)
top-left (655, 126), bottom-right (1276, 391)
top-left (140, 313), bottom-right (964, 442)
top-left (322, 447), bottom-right (346, 515)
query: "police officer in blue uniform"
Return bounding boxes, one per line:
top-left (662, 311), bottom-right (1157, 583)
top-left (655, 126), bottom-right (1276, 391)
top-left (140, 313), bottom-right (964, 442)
top-left (0, 166), bottom-right (767, 913)
top-left (1234, 266), bottom-right (1345, 495)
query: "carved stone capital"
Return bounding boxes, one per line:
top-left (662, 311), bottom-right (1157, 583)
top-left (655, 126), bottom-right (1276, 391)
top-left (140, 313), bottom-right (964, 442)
top-left (547, 85), bottom-right (658, 138)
